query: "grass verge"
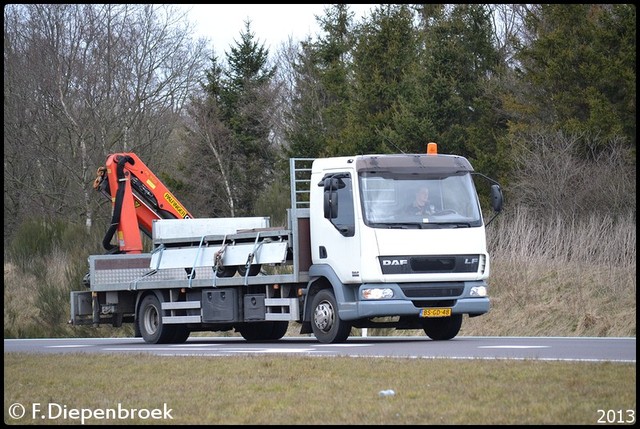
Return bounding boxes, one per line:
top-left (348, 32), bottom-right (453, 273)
top-left (4, 353), bottom-right (636, 425)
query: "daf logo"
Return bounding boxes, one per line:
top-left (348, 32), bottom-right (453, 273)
top-left (383, 259), bottom-right (408, 266)
top-left (464, 258), bottom-right (478, 264)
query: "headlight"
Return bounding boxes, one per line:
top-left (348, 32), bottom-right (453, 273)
top-left (361, 288), bottom-right (394, 299)
top-left (470, 286), bottom-right (487, 297)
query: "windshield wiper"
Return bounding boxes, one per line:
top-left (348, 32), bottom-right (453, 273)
top-left (369, 222), bottom-right (423, 229)
top-left (433, 222), bottom-right (471, 228)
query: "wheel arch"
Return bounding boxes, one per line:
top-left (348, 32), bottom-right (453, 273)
top-left (303, 264), bottom-right (357, 322)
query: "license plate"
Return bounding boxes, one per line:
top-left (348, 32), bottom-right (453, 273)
top-left (420, 308), bottom-right (452, 318)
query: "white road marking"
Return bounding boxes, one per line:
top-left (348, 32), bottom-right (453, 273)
top-left (103, 347), bottom-right (224, 352)
top-left (47, 345), bottom-right (92, 348)
top-left (479, 345), bottom-right (549, 349)
top-left (172, 343), bottom-right (222, 347)
top-left (101, 347), bottom-right (316, 353)
top-left (316, 344), bottom-right (372, 347)
top-left (229, 348), bottom-right (315, 353)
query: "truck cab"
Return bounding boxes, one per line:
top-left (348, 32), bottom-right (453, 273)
top-left (303, 144), bottom-right (503, 342)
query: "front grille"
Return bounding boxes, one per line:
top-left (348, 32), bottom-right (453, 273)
top-left (410, 257), bottom-right (455, 271)
top-left (400, 282), bottom-right (464, 298)
top-left (411, 299), bottom-right (457, 308)
top-left (379, 254), bottom-right (480, 274)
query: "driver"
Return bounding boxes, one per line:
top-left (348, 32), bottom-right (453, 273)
top-left (405, 187), bottom-right (435, 216)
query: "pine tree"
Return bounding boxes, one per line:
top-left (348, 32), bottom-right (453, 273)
top-left (514, 4), bottom-right (636, 156)
top-left (285, 4), bottom-right (357, 158)
top-left (188, 20), bottom-right (279, 216)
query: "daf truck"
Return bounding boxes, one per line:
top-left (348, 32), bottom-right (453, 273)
top-left (69, 143), bottom-right (503, 344)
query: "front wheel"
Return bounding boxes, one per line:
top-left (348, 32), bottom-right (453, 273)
top-left (421, 314), bottom-right (462, 341)
top-left (310, 289), bottom-right (351, 344)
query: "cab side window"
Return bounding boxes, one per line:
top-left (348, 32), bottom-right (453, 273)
top-left (322, 173), bottom-right (355, 237)
top-left (334, 175), bottom-right (354, 236)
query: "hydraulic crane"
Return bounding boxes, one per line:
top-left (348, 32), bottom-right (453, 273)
top-left (93, 153), bottom-right (193, 254)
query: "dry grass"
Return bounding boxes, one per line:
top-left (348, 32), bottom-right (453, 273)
top-left (462, 207), bottom-right (636, 338)
top-left (4, 353), bottom-right (635, 425)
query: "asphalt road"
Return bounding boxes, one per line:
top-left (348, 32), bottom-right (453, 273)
top-left (4, 336), bottom-right (635, 362)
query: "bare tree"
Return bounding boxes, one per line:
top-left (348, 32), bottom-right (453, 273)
top-left (486, 4), bottom-right (530, 69)
top-left (4, 4), bottom-right (208, 239)
top-left (181, 95), bottom-right (238, 217)
top-left (510, 131), bottom-right (636, 219)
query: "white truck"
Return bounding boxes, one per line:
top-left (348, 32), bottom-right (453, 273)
top-left (70, 143), bottom-right (503, 343)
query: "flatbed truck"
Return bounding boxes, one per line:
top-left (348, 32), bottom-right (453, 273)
top-left (70, 143), bottom-right (503, 343)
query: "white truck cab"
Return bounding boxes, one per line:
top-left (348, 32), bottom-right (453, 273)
top-left (303, 144), bottom-right (503, 342)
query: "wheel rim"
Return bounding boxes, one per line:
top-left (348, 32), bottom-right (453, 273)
top-left (143, 305), bottom-right (159, 335)
top-left (313, 300), bottom-right (334, 333)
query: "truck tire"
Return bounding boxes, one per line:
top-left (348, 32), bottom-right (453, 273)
top-left (237, 264), bottom-right (261, 276)
top-left (169, 325), bottom-right (191, 344)
top-left (138, 294), bottom-right (176, 344)
top-left (215, 266), bottom-right (236, 277)
top-left (421, 314), bottom-right (462, 341)
top-left (238, 321), bottom-right (288, 341)
top-left (269, 320), bottom-right (289, 340)
top-left (311, 289), bottom-right (351, 344)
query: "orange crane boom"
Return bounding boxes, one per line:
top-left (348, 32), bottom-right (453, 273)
top-left (93, 153), bottom-right (193, 253)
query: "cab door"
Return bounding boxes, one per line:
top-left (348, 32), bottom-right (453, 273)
top-left (311, 172), bottom-right (361, 284)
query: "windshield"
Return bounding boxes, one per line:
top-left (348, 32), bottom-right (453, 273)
top-left (359, 171), bottom-right (482, 228)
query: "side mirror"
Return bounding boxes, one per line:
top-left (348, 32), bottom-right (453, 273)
top-left (323, 178), bottom-right (339, 219)
top-left (490, 184), bottom-right (503, 213)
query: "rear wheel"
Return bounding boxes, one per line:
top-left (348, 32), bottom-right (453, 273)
top-left (215, 266), bottom-right (236, 277)
top-left (421, 314), bottom-right (462, 340)
top-left (269, 321), bottom-right (289, 340)
top-left (237, 264), bottom-right (261, 277)
top-left (311, 289), bottom-right (351, 344)
top-left (138, 294), bottom-right (175, 344)
top-left (238, 321), bottom-right (289, 341)
top-left (169, 325), bottom-right (191, 344)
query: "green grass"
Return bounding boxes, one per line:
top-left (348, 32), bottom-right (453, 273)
top-left (3, 353), bottom-right (636, 425)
